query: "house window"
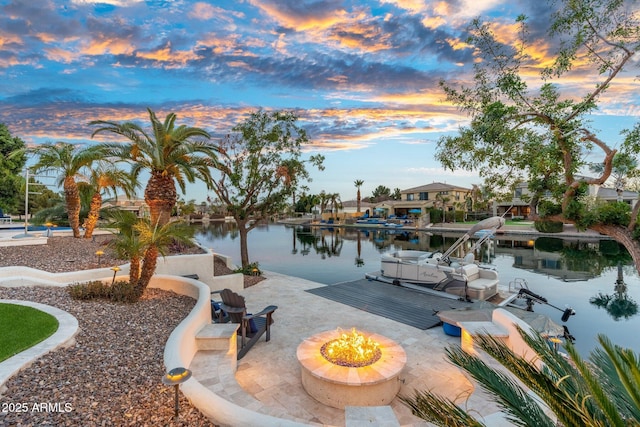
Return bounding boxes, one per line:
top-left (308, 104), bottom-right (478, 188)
top-left (419, 192), bottom-right (428, 200)
top-left (515, 188), bottom-right (522, 198)
top-left (407, 194), bottom-right (414, 201)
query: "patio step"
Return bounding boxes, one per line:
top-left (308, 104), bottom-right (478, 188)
top-left (195, 323), bottom-right (239, 352)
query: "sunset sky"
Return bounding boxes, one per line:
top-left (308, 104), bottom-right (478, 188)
top-left (0, 0), bottom-right (638, 203)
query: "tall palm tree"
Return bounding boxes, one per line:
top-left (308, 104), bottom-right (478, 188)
top-left (401, 327), bottom-right (640, 427)
top-left (90, 108), bottom-right (221, 226)
top-left (82, 164), bottom-right (138, 239)
top-left (354, 179), bottom-right (364, 213)
top-left (27, 142), bottom-right (101, 237)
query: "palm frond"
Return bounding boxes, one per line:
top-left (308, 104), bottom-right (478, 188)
top-left (399, 389), bottom-right (486, 427)
top-left (591, 334), bottom-right (640, 422)
top-left (447, 344), bottom-right (557, 427)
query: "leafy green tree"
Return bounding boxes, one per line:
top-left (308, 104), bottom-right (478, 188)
top-left (28, 184), bottom-right (63, 220)
top-left (371, 185), bottom-right (391, 202)
top-left (354, 179), bottom-right (364, 212)
top-left (90, 108), bottom-right (221, 226)
top-left (209, 110), bottom-right (324, 267)
top-left (20, 143), bottom-right (101, 237)
top-left (391, 187), bottom-right (401, 200)
top-left (401, 327), bottom-right (640, 426)
top-left (436, 0), bottom-right (640, 272)
top-left (0, 124), bottom-right (26, 214)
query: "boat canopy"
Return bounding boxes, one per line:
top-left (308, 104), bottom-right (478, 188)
top-left (440, 216), bottom-right (505, 261)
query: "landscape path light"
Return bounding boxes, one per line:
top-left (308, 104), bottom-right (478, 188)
top-left (162, 367), bottom-right (192, 418)
top-left (95, 250), bottom-right (104, 266)
top-left (110, 266), bottom-right (120, 284)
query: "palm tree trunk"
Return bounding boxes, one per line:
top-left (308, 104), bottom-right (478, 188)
top-left (136, 245), bottom-right (158, 297)
top-left (63, 176), bottom-right (81, 238)
top-left (83, 192), bottom-right (102, 238)
top-left (145, 171), bottom-right (177, 226)
top-left (129, 255), bottom-right (141, 285)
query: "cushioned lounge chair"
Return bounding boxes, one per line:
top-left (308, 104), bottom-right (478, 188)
top-left (211, 288), bottom-right (277, 359)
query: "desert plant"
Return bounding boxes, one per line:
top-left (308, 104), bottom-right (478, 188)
top-left (401, 327), bottom-right (640, 427)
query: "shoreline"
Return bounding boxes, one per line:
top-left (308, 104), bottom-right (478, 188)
top-left (278, 218), bottom-right (607, 240)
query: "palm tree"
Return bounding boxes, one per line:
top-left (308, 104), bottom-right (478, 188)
top-left (134, 218), bottom-right (194, 297)
top-left (90, 108), bottom-right (221, 226)
top-left (328, 192), bottom-right (342, 216)
top-left (401, 327), bottom-right (640, 426)
top-left (82, 164), bottom-right (137, 239)
top-left (104, 209), bottom-right (144, 285)
top-left (354, 180), bottom-right (364, 213)
top-left (104, 209), bottom-right (194, 300)
top-left (28, 142), bottom-right (101, 237)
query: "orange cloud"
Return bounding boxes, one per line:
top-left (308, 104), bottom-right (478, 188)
top-left (135, 43), bottom-right (199, 65)
top-left (43, 47), bottom-right (74, 63)
top-left (81, 38), bottom-right (135, 56)
top-left (250, 2), bottom-right (349, 32)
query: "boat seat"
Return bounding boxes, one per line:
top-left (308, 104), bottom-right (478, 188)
top-left (461, 264), bottom-right (481, 280)
top-left (462, 264), bottom-right (498, 300)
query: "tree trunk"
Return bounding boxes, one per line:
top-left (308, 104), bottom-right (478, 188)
top-left (63, 176), bottom-right (81, 238)
top-left (136, 245), bottom-right (158, 297)
top-left (129, 255), bottom-right (141, 285)
top-left (237, 219), bottom-right (250, 268)
top-left (144, 171), bottom-right (177, 226)
top-left (83, 192), bottom-right (102, 238)
top-left (590, 223), bottom-right (640, 275)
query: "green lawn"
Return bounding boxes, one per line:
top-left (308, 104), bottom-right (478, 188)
top-left (0, 303), bottom-right (59, 362)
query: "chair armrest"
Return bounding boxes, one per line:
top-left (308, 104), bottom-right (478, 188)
top-left (219, 303), bottom-right (246, 315)
top-left (245, 305), bottom-right (278, 320)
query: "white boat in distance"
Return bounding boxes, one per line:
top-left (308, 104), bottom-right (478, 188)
top-left (380, 216), bottom-right (505, 300)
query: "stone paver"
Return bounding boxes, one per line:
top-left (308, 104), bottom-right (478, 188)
top-left (191, 271), bottom-right (507, 426)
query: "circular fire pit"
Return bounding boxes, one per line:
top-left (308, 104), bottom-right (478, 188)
top-left (296, 329), bottom-right (406, 409)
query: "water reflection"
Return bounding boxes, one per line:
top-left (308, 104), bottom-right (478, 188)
top-left (590, 262), bottom-right (639, 321)
top-left (194, 222), bottom-right (638, 325)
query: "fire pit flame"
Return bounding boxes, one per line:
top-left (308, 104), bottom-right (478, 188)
top-left (320, 328), bottom-right (381, 367)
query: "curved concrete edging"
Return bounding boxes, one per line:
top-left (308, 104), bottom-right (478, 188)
top-left (0, 266), bottom-right (305, 426)
top-left (0, 300), bottom-right (79, 395)
top-left (159, 274), bottom-right (308, 427)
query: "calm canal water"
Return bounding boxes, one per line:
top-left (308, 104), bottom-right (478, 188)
top-left (194, 222), bottom-right (640, 356)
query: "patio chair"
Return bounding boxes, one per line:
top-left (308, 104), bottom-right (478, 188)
top-left (0, 209), bottom-right (11, 224)
top-left (211, 288), bottom-right (277, 359)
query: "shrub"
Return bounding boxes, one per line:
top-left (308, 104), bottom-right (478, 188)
top-left (68, 280), bottom-right (110, 300)
top-left (537, 200), bottom-right (562, 217)
top-left (68, 280), bottom-right (138, 303)
top-left (429, 209), bottom-right (443, 223)
top-left (108, 281), bottom-right (138, 303)
top-left (235, 262), bottom-right (262, 276)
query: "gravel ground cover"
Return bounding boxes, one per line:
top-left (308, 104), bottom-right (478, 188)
top-left (0, 236), bottom-right (224, 426)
